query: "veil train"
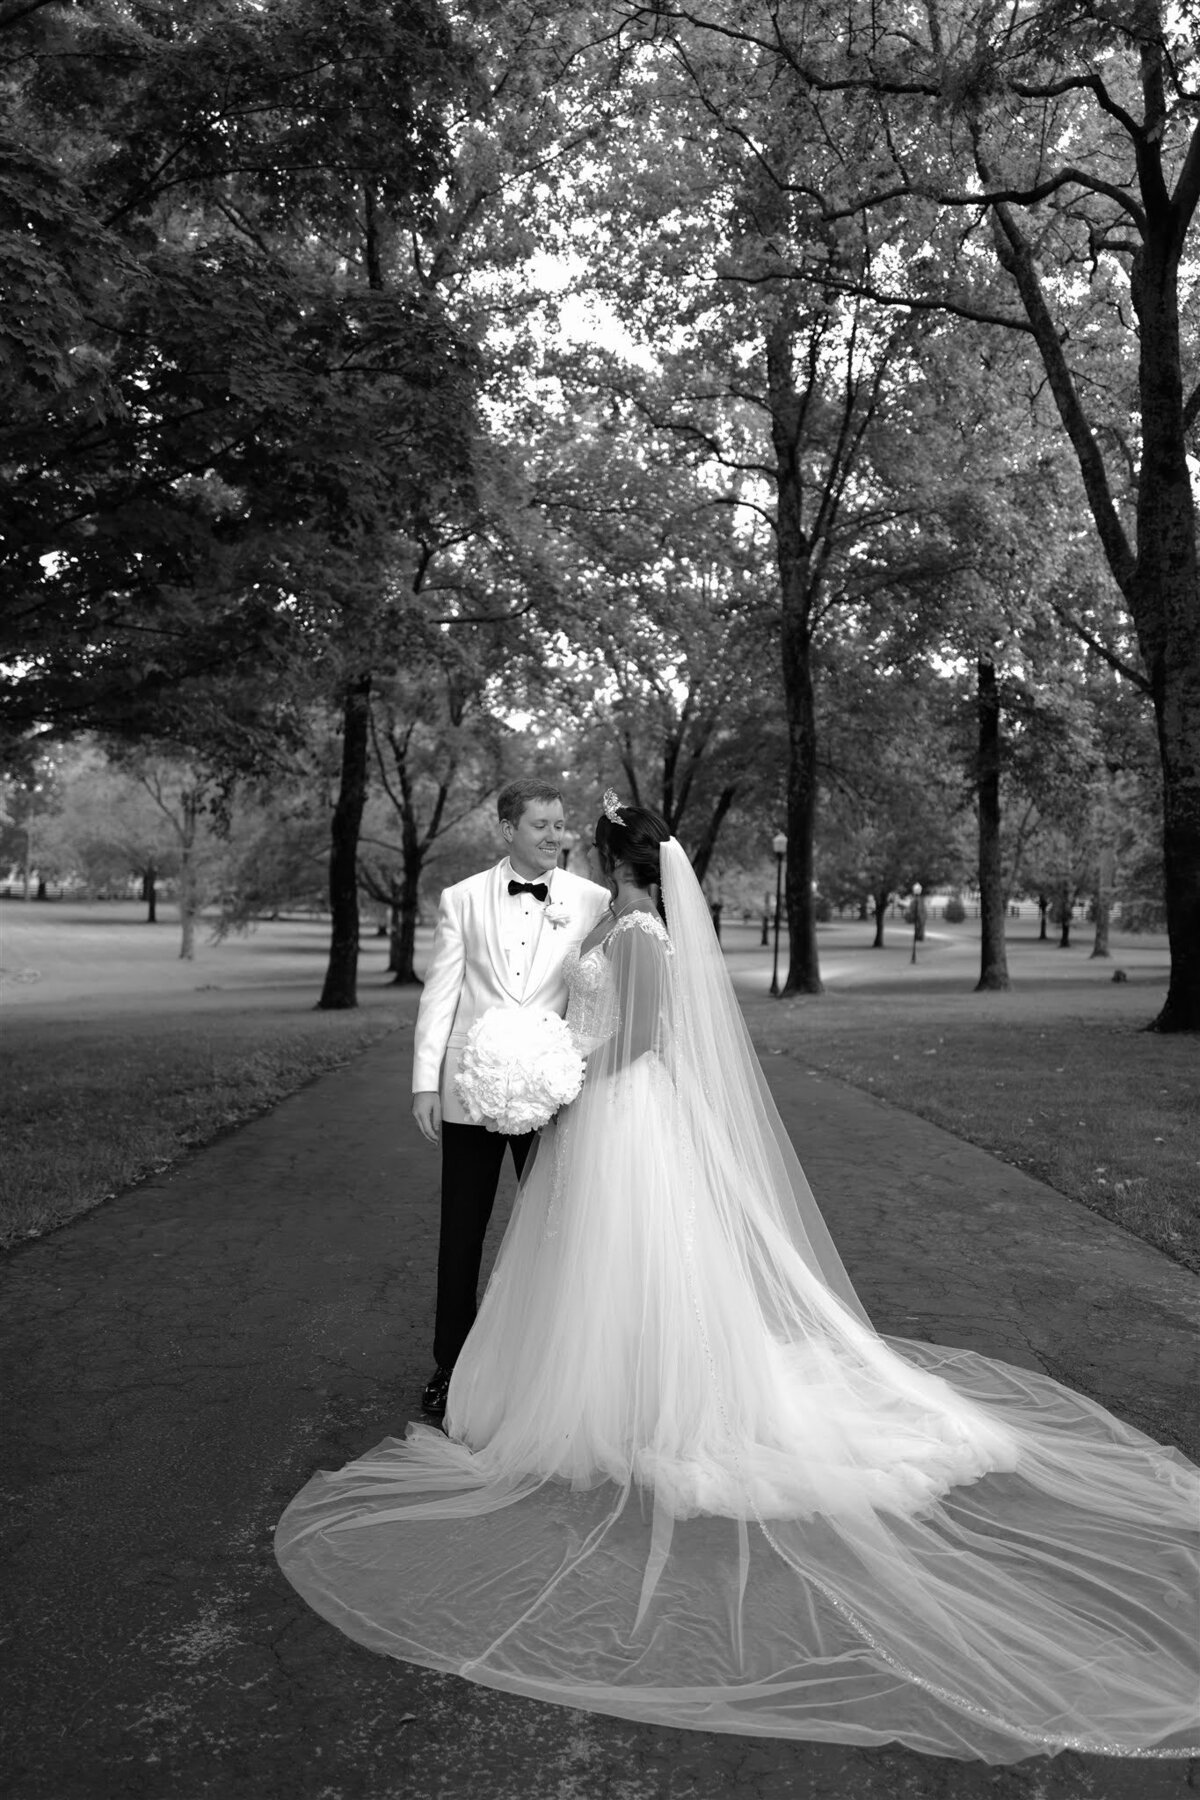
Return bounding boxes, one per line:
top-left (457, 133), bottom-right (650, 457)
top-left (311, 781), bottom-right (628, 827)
top-left (275, 838), bottom-right (1199, 1763)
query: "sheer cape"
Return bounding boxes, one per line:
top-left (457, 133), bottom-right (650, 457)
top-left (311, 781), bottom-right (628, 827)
top-left (275, 840), bottom-right (1199, 1762)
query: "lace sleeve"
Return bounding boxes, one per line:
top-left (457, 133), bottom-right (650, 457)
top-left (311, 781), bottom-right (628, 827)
top-left (594, 913), bottom-right (674, 1072)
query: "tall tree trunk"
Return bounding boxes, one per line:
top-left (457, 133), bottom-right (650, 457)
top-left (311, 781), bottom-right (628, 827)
top-left (1038, 894), bottom-right (1049, 941)
top-left (780, 635), bottom-right (822, 993)
top-left (872, 891), bottom-right (887, 948)
top-left (1058, 890), bottom-right (1072, 949)
top-left (389, 859), bottom-right (423, 986)
top-left (1149, 654), bottom-right (1200, 1027)
top-left (177, 790), bottom-right (197, 961)
top-left (1130, 215), bottom-right (1200, 1029)
top-left (315, 189), bottom-right (385, 1011)
top-left (144, 861), bottom-right (157, 924)
top-left (983, 118), bottom-right (1200, 1028)
top-left (1091, 842), bottom-right (1113, 958)
top-left (768, 318), bottom-right (822, 996)
top-left (689, 784), bottom-right (736, 886)
top-left (319, 675), bottom-right (371, 1010)
top-left (975, 657), bottom-right (1010, 991)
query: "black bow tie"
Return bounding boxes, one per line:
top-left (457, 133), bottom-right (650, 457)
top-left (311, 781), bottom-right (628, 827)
top-left (508, 880), bottom-right (548, 901)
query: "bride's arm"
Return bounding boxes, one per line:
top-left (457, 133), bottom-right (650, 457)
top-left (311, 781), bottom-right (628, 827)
top-left (596, 918), bottom-right (672, 1072)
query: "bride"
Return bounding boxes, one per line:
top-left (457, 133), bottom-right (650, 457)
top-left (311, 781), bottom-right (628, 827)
top-left (276, 795), bottom-right (1198, 1764)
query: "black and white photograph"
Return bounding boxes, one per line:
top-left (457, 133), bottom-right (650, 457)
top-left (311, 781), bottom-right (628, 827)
top-left (2, 3), bottom-right (1197, 1798)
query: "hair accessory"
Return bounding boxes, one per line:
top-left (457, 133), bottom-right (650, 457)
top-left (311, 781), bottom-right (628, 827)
top-left (602, 789), bottom-right (625, 824)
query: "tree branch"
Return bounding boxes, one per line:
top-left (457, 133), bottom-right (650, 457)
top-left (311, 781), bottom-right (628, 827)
top-left (1169, 120), bottom-right (1200, 254)
top-left (976, 145), bottom-right (1137, 595)
top-left (368, 711), bottom-right (408, 818)
top-left (424, 603), bottom-right (534, 626)
top-left (720, 261), bottom-right (1036, 334)
top-left (1009, 73), bottom-right (1141, 140)
top-left (796, 169), bottom-right (1147, 232)
top-left (1050, 600), bottom-right (1149, 692)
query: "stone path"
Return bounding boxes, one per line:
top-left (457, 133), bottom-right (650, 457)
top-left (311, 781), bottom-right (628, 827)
top-left (1, 1017), bottom-right (1196, 1800)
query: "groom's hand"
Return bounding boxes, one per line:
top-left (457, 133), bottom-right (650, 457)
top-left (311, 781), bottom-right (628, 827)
top-left (413, 1091), bottom-right (441, 1146)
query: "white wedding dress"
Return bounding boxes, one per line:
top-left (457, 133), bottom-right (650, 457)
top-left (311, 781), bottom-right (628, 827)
top-left (276, 842), bottom-right (1199, 1763)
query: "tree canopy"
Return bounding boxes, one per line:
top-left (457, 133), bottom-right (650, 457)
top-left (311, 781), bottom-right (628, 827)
top-left (4, 0), bottom-right (1196, 1025)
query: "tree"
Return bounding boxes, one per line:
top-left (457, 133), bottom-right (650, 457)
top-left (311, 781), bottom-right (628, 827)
top-left (818, 656), bottom-right (969, 949)
top-left (360, 650), bottom-right (513, 984)
top-left (0, 741), bottom-right (66, 900)
top-left (630, 0), bottom-right (1199, 1025)
top-left (552, 107), bottom-right (967, 987)
top-left (2, 0), bottom-right (482, 1007)
top-left (25, 740), bottom-right (172, 911)
top-left (525, 402), bottom-right (782, 874)
top-left (22, 736), bottom-right (240, 951)
top-left (2, 0), bottom-right (469, 724)
top-left (117, 747), bottom-right (230, 960)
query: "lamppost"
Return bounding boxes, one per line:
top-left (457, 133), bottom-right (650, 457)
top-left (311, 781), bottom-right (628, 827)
top-left (770, 831), bottom-right (787, 996)
top-left (559, 829), bottom-right (577, 871)
top-left (910, 882), bottom-right (923, 965)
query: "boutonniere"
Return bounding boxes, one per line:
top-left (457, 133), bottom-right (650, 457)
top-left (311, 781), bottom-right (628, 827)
top-left (543, 900), bottom-right (571, 929)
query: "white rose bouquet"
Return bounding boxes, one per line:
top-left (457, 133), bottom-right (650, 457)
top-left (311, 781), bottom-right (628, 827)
top-left (455, 1006), bottom-right (586, 1135)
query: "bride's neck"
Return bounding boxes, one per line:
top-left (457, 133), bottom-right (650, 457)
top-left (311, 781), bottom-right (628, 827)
top-left (611, 878), bottom-right (656, 915)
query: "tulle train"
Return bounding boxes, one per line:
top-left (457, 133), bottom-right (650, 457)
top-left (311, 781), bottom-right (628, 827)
top-left (277, 1061), bottom-right (1200, 1763)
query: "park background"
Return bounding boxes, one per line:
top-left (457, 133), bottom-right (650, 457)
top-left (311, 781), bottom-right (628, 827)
top-left (2, 8), bottom-right (1199, 1793)
top-left (2, 0), bottom-right (1197, 1274)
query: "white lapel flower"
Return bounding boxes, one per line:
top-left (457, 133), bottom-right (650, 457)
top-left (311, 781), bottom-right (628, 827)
top-left (543, 900), bottom-right (571, 929)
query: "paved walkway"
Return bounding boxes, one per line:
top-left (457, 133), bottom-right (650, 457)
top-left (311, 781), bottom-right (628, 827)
top-left (1, 1014), bottom-right (1196, 1800)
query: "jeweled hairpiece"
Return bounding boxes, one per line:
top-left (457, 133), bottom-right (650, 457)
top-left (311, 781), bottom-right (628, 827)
top-left (602, 789), bottom-right (625, 824)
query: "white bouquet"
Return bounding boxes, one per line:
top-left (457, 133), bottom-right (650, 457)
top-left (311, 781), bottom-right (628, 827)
top-left (455, 1006), bottom-right (586, 1135)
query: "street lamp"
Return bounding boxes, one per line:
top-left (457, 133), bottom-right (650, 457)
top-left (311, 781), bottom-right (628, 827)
top-left (770, 831), bottom-right (787, 996)
top-left (910, 882), bottom-right (923, 965)
top-left (559, 828), bottom-right (577, 871)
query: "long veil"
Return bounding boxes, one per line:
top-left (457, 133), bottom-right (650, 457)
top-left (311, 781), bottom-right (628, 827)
top-left (657, 836), bottom-right (869, 1323)
top-left (276, 839), bottom-right (1199, 1762)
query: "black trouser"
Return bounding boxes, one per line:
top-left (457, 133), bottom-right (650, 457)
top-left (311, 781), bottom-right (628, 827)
top-left (433, 1121), bottom-right (533, 1370)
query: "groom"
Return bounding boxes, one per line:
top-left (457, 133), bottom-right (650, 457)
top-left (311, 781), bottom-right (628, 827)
top-left (411, 778), bottom-right (610, 1417)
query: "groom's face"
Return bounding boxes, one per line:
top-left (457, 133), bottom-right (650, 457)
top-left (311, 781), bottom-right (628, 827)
top-left (504, 799), bottom-right (566, 877)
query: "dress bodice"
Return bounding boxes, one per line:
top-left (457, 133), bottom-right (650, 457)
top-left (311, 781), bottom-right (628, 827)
top-left (564, 911), bottom-right (671, 1051)
top-left (564, 941), bottom-right (616, 1049)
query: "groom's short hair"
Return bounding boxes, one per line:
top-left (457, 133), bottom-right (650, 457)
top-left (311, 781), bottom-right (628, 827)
top-left (497, 779), bottom-right (563, 826)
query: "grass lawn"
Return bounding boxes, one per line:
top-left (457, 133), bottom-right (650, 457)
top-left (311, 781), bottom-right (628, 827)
top-left (2, 902), bottom-right (1196, 1271)
top-left (744, 974), bottom-right (1200, 1273)
top-left (0, 900), bottom-right (412, 1249)
top-left (0, 1004), bottom-right (411, 1249)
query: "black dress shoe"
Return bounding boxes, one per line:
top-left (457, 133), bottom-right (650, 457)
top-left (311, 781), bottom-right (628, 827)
top-left (421, 1365), bottom-right (453, 1417)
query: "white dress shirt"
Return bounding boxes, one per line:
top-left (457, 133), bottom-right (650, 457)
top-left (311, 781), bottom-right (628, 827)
top-left (498, 859), bottom-right (554, 993)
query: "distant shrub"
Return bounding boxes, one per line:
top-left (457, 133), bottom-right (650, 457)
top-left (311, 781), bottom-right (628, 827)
top-left (943, 893), bottom-right (966, 923)
top-left (1116, 896), bottom-right (1168, 932)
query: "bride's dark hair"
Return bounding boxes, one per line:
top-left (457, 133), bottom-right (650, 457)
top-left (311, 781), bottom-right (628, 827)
top-left (594, 802), bottom-right (671, 896)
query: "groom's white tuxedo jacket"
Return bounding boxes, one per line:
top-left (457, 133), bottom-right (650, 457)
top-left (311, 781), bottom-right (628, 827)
top-left (413, 859), bottom-right (610, 1126)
